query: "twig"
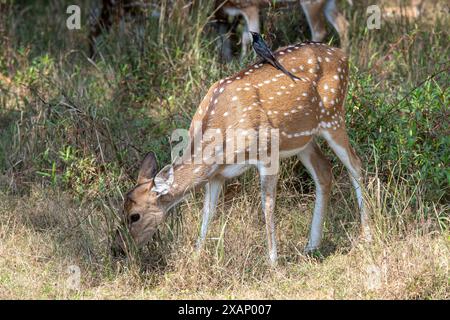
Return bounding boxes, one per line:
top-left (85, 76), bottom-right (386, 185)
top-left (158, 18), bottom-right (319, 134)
top-left (391, 63), bottom-right (449, 110)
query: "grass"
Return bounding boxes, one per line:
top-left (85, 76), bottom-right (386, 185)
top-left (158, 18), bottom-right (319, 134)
top-left (0, 0), bottom-right (449, 299)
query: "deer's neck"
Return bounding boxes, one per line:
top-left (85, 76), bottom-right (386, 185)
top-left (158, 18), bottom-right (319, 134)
top-left (159, 162), bottom-right (214, 211)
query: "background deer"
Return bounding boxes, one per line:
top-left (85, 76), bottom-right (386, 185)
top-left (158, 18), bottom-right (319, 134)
top-left (216, 0), bottom-right (351, 61)
top-left (88, 0), bottom-right (349, 60)
top-left (114, 42), bottom-right (371, 265)
top-left (89, 1), bottom-right (426, 61)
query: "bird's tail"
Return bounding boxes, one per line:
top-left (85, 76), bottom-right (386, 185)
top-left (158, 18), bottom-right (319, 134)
top-left (273, 59), bottom-right (302, 82)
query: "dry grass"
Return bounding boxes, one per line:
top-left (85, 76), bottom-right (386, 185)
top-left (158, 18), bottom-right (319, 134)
top-left (0, 167), bottom-right (448, 299)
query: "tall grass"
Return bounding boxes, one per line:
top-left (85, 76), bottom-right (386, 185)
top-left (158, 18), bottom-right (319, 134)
top-left (0, 0), bottom-right (448, 299)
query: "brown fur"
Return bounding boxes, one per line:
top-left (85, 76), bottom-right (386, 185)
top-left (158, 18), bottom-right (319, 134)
top-left (115, 43), bottom-right (370, 262)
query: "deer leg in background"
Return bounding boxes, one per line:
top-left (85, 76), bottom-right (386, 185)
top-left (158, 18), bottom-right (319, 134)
top-left (239, 5), bottom-right (260, 60)
top-left (216, 17), bottom-right (234, 63)
top-left (323, 0), bottom-right (349, 51)
top-left (89, 0), bottom-right (117, 58)
top-left (300, 0), bottom-right (328, 42)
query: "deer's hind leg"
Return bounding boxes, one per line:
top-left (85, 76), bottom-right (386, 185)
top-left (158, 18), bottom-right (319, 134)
top-left (297, 140), bottom-right (333, 252)
top-left (321, 128), bottom-right (371, 240)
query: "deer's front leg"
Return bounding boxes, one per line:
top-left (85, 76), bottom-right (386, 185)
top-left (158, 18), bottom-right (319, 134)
top-left (258, 165), bottom-right (279, 267)
top-left (196, 178), bottom-right (223, 251)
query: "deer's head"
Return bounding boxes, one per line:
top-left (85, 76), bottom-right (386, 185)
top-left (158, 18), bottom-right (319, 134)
top-left (113, 152), bottom-right (174, 255)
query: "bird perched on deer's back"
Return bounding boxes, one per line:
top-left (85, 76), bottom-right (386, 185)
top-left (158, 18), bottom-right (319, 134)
top-left (250, 31), bottom-right (301, 82)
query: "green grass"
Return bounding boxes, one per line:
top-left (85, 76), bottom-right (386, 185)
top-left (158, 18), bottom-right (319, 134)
top-left (0, 0), bottom-right (449, 299)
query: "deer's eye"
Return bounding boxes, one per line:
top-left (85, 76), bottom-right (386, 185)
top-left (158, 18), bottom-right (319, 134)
top-left (130, 214), bottom-right (140, 223)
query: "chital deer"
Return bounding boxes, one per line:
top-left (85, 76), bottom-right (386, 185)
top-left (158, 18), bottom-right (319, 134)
top-left (114, 42), bottom-right (370, 265)
top-left (216, 0), bottom-right (351, 61)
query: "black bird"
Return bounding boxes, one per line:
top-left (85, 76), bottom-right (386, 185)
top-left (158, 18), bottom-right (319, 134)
top-left (250, 31), bottom-right (301, 82)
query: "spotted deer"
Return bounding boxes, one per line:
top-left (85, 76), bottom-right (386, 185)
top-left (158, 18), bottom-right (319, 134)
top-left (114, 42), bottom-right (371, 265)
top-left (216, 0), bottom-right (351, 61)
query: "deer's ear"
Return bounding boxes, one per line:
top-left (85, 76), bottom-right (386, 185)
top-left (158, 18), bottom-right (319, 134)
top-left (151, 165), bottom-right (174, 196)
top-left (137, 152), bottom-right (158, 184)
